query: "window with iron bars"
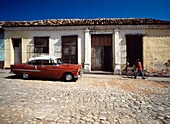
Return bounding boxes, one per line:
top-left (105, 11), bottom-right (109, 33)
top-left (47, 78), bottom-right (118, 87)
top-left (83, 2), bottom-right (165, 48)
top-left (27, 37), bottom-right (49, 59)
top-left (34, 37), bottom-right (49, 54)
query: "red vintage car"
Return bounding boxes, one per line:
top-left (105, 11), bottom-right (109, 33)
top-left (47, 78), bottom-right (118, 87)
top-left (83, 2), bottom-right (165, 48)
top-left (10, 56), bottom-right (83, 81)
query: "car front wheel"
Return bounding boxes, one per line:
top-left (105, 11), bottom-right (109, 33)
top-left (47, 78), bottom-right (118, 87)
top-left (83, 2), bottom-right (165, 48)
top-left (64, 73), bottom-right (73, 82)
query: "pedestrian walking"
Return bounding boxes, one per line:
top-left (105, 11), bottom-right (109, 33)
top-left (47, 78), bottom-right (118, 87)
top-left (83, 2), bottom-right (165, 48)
top-left (135, 59), bottom-right (145, 79)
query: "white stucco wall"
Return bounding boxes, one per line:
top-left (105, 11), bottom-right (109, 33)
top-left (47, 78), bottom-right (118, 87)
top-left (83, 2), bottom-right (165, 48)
top-left (4, 29), bottom-right (85, 68)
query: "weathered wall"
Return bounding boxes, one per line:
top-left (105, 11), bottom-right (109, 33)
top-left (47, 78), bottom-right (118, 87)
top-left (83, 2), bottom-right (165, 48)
top-left (4, 29), bottom-right (85, 68)
top-left (143, 29), bottom-right (170, 76)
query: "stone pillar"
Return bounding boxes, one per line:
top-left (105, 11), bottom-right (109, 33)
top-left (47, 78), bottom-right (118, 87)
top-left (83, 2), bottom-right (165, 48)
top-left (84, 28), bottom-right (91, 72)
top-left (114, 29), bottom-right (121, 74)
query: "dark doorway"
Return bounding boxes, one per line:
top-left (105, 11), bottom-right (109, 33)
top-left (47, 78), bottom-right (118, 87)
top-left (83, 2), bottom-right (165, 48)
top-left (91, 34), bottom-right (112, 71)
top-left (126, 35), bottom-right (143, 66)
top-left (0, 29), bottom-right (4, 68)
top-left (12, 38), bottom-right (22, 64)
top-left (104, 46), bottom-right (112, 71)
top-left (62, 36), bottom-right (78, 64)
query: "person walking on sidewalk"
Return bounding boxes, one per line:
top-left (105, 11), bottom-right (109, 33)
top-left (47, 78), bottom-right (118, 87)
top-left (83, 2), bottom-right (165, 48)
top-left (135, 59), bottom-right (145, 79)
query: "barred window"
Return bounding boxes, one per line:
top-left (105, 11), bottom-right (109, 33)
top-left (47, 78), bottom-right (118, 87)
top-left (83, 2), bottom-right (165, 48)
top-left (34, 37), bottom-right (49, 53)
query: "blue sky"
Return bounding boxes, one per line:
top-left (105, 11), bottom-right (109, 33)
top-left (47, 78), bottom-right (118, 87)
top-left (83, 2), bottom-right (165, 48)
top-left (1, 0), bottom-right (170, 21)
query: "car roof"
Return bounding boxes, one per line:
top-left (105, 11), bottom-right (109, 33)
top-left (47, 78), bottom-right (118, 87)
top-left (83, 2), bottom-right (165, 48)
top-left (28, 56), bottom-right (59, 61)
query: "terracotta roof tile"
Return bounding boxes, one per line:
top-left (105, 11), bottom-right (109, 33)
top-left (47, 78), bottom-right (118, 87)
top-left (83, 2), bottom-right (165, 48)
top-left (0, 18), bottom-right (170, 27)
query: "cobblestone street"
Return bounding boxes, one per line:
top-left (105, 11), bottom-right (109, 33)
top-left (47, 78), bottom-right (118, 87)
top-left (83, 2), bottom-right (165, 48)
top-left (0, 72), bottom-right (170, 124)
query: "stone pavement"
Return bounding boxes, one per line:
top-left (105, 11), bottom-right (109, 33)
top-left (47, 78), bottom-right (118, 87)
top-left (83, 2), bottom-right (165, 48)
top-left (0, 70), bottom-right (170, 124)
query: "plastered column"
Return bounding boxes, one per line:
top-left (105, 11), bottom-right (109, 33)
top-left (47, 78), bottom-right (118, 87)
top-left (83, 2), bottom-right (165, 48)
top-left (114, 29), bottom-right (121, 74)
top-left (77, 37), bottom-right (82, 65)
top-left (84, 28), bottom-right (91, 72)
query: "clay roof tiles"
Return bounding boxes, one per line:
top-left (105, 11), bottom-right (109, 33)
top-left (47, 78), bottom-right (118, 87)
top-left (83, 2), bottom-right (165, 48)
top-left (0, 18), bottom-right (170, 27)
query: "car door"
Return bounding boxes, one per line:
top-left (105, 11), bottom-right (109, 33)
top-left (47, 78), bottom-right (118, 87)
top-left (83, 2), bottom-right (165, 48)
top-left (40, 60), bottom-right (58, 78)
top-left (25, 60), bottom-right (42, 77)
top-left (31, 60), bottom-right (43, 78)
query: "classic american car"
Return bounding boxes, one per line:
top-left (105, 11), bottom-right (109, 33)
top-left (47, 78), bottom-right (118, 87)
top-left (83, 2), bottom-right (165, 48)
top-left (10, 56), bottom-right (83, 81)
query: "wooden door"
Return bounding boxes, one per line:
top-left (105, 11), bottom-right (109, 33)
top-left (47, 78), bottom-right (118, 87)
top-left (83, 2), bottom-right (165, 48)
top-left (62, 36), bottom-right (77, 64)
top-left (91, 34), bottom-right (112, 71)
top-left (91, 46), bottom-right (104, 70)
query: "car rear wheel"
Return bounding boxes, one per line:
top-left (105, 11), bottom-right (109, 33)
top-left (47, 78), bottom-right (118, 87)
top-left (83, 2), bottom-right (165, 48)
top-left (22, 73), bottom-right (29, 79)
top-left (64, 73), bottom-right (73, 82)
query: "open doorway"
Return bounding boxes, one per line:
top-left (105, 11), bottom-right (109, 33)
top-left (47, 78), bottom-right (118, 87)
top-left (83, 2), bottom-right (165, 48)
top-left (126, 35), bottom-right (143, 66)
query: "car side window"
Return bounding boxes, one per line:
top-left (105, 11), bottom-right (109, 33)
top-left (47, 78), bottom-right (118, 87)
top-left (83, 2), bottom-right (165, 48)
top-left (28, 60), bottom-right (42, 65)
top-left (27, 60), bottom-right (34, 65)
top-left (50, 60), bottom-right (55, 65)
top-left (42, 60), bottom-right (49, 65)
top-left (41, 60), bottom-right (55, 65)
top-left (34, 60), bottom-right (42, 65)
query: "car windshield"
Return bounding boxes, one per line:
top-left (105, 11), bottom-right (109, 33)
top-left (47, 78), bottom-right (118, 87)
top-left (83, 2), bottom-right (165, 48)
top-left (56, 58), bottom-right (62, 64)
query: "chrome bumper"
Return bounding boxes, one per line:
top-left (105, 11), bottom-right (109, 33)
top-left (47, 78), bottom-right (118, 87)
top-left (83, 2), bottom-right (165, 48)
top-left (74, 69), bottom-right (83, 78)
top-left (74, 75), bottom-right (81, 78)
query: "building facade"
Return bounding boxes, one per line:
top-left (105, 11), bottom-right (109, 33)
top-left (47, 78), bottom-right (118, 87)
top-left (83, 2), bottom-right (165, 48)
top-left (1, 18), bottom-right (170, 75)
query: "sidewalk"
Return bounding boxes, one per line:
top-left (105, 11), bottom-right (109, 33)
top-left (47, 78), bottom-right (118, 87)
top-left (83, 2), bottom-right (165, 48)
top-left (83, 73), bottom-right (170, 82)
top-left (1, 69), bottom-right (170, 82)
top-left (0, 69), bottom-right (10, 73)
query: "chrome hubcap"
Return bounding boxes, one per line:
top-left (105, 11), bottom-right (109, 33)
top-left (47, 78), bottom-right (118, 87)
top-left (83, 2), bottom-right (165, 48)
top-left (65, 74), bottom-right (73, 81)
